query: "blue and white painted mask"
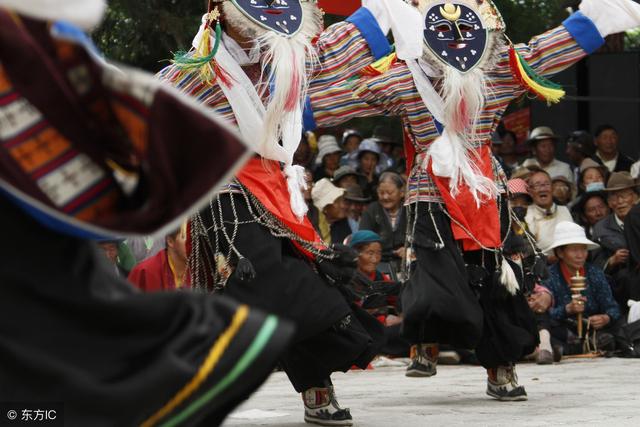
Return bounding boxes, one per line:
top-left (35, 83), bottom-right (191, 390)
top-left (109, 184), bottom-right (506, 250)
top-left (230, 0), bottom-right (303, 37)
top-left (423, 2), bottom-right (488, 73)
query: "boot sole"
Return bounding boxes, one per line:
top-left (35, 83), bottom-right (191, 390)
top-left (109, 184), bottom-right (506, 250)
top-left (304, 415), bottom-right (354, 426)
top-left (486, 389), bottom-right (528, 402)
top-left (405, 369), bottom-right (437, 378)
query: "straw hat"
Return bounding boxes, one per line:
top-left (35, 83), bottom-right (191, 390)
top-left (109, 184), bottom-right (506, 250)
top-left (546, 221), bottom-right (599, 252)
top-left (579, 157), bottom-right (606, 175)
top-left (311, 178), bottom-right (345, 212)
top-left (526, 126), bottom-right (558, 146)
top-left (315, 135), bottom-right (342, 165)
top-left (357, 138), bottom-right (381, 159)
top-left (604, 172), bottom-right (639, 193)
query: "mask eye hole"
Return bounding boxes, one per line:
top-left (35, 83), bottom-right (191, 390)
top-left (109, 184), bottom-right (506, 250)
top-left (458, 23), bottom-right (474, 32)
top-left (435, 23), bottom-right (451, 32)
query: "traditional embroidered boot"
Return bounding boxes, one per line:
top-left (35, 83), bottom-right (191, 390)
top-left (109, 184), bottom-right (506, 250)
top-left (405, 343), bottom-right (438, 377)
top-left (486, 365), bottom-right (528, 401)
top-left (302, 381), bottom-right (353, 426)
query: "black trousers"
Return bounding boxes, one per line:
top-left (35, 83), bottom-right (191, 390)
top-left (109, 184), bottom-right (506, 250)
top-left (202, 194), bottom-right (384, 392)
top-left (401, 202), bottom-right (538, 369)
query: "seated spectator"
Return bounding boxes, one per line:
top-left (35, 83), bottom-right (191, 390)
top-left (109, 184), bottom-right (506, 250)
top-left (618, 203), bottom-right (640, 313)
top-left (593, 172), bottom-right (640, 306)
top-left (126, 237), bottom-right (164, 264)
top-left (97, 239), bottom-right (130, 278)
top-left (525, 169), bottom-right (574, 258)
top-left (571, 191), bottom-right (610, 240)
top-left (592, 124), bottom-right (635, 174)
top-left (128, 227), bottom-right (190, 292)
top-left (578, 158), bottom-right (608, 194)
top-left (371, 125), bottom-right (402, 174)
top-left (356, 138), bottom-right (382, 198)
top-left (313, 135), bottom-right (342, 181)
top-left (502, 233), bottom-right (557, 364)
top-left (348, 230), bottom-right (408, 356)
top-left (359, 172), bottom-right (406, 272)
top-left (551, 176), bottom-right (575, 206)
top-left (507, 178), bottom-right (539, 264)
top-left (333, 165), bottom-right (366, 191)
top-left (565, 130), bottom-right (595, 184)
top-left (499, 130), bottom-right (519, 176)
top-left (491, 132), bottom-right (509, 178)
top-left (311, 178), bottom-right (351, 245)
top-left (344, 186), bottom-right (371, 234)
top-left (543, 221), bottom-right (622, 355)
top-left (340, 129), bottom-right (363, 168)
top-left (521, 126), bottom-right (573, 182)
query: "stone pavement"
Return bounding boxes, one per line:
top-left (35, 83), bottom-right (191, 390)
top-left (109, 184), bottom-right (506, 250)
top-left (224, 358), bottom-right (640, 427)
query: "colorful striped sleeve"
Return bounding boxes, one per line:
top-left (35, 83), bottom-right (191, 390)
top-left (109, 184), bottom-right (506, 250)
top-left (312, 8), bottom-right (391, 89)
top-left (488, 20), bottom-right (599, 101)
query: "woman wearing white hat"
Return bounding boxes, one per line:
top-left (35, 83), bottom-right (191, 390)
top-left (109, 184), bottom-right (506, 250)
top-left (542, 222), bottom-right (622, 354)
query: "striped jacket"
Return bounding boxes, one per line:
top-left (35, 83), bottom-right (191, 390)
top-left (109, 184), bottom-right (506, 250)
top-left (306, 12), bottom-right (605, 206)
top-left (158, 8), bottom-right (392, 130)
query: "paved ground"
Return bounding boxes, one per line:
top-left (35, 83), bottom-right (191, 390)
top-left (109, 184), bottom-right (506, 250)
top-left (224, 358), bottom-right (640, 427)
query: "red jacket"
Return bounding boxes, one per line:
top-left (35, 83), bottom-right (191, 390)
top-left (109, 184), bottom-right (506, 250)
top-left (128, 250), bottom-right (190, 292)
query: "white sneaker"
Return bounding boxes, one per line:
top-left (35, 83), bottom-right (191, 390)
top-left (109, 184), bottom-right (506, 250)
top-left (302, 383), bottom-right (353, 426)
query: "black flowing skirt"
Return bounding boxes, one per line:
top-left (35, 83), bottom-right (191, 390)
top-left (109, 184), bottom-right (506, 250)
top-left (0, 196), bottom-right (292, 427)
top-left (200, 193), bottom-right (384, 391)
top-left (401, 202), bottom-right (538, 368)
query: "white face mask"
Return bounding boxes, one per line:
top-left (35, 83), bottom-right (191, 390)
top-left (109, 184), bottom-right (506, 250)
top-left (0, 0), bottom-right (106, 29)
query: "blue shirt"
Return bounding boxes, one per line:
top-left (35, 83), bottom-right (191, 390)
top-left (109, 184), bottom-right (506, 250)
top-left (543, 263), bottom-right (621, 322)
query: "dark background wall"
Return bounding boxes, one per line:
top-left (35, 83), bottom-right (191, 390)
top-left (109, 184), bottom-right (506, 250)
top-left (531, 52), bottom-right (640, 161)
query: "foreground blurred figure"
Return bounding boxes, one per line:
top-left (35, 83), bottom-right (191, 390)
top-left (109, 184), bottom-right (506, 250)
top-left (0, 1), bottom-right (294, 425)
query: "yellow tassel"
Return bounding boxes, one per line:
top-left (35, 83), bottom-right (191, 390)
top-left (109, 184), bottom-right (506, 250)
top-left (361, 52), bottom-right (398, 76)
top-left (513, 52), bottom-right (565, 104)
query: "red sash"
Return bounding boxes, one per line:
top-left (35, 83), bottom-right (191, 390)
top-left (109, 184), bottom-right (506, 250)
top-left (430, 145), bottom-right (501, 251)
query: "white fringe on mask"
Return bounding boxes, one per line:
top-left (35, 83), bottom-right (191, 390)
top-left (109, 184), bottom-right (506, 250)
top-left (215, 1), bottom-right (321, 221)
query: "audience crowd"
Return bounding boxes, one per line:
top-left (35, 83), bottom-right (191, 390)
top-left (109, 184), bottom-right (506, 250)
top-left (99, 122), bottom-right (640, 364)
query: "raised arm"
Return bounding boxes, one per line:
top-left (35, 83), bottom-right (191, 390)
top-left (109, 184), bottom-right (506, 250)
top-left (312, 6), bottom-right (392, 89)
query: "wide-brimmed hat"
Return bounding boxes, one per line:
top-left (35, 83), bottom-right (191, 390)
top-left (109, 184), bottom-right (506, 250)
top-left (333, 166), bottom-right (362, 184)
top-left (546, 221), bottom-right (599, 251)
top-left (371, 125), bottom-right (399, 145)
top-left (604, 172), bottom-right (639, 193)
top-left (311, 178), bottom-right (345, 212)
top-left (315, 135), bottom-right (342, 164)
top-left (507, 178), bottom-right (532, 202)
top-left (526, 126), bottom-right (559, 146)
top-left (511, 167), bottom-right (532, 181)
top-left (357, 138), bottom-right (381, 159)
top-left (349, 230), bottom-right (382, 248)
top-left (579, 157), bottom-right (607, 175)
top-left (343, 185), bottom-right (371, 203)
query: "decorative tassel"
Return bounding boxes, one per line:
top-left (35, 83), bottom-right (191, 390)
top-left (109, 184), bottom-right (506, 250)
top-left (235, 257), bottom-right (256, 283)
top-left (171, 7), bottom-right (224, 86)
top-left (508, 45), bottom-right (565, 104)
top-left (500, 257), bottom-right (520, 296)
top-left (360, 52), bottom-right (398, 77)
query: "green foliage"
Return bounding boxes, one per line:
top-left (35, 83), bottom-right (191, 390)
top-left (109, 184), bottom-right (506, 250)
top-left (93, 0), bottom-right (207, 72)
top-left (493, 0), bottom-right (569, 43)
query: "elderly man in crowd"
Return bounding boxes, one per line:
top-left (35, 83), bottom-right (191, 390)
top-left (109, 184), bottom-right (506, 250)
top-left (592, 172), bottom-right (640, 308)
top-left (522, 127), bottom-right (573, 182)
top-left (593, 124), bottom-right (636, 173)
top-left (525, 169), bottom-right (574, 258)
top-left (572, 191), bottom-right (610, 240)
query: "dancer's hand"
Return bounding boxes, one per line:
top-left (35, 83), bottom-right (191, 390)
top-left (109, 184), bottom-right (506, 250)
top-left (589, 314), bottom-right (610, 330)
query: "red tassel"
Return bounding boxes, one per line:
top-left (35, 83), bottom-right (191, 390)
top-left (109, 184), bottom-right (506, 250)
top-left (213, 61), bottom-right (234, 88)
top-left (284, 60), bottom-right (301, 112)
